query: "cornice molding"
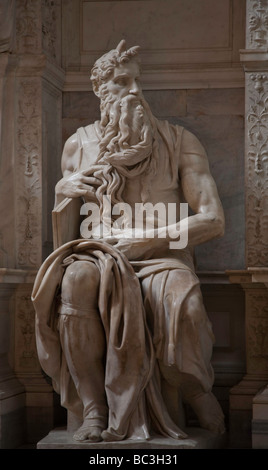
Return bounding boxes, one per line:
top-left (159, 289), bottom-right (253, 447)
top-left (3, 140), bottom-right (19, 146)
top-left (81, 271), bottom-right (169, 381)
top-left (64, 66), bottom-right (245, 92)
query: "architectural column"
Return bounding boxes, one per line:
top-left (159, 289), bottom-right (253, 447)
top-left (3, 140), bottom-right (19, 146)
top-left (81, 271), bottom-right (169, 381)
top-left (0, 0), bottom-right (65, 447)
top-left (228, 0), bottom-right (268, 449)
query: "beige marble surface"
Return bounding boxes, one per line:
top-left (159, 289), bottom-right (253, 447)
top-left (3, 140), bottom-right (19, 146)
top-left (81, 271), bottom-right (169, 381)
top-left (37, 426), bottom-right (227, 449)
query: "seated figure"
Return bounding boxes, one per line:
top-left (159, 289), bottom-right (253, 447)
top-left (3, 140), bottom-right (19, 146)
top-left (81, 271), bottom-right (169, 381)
top-left (32, 40), bottom-right (225, 443)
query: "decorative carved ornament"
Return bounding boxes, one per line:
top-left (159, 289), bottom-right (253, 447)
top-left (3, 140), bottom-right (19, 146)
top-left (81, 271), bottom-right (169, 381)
top-left (16, 79), bottom-right (41, 267)
top-left (248, 0), bottom-right (268, 49)
top-left (16, 0), bottom-right (59, 58)
top-left (42, 0), bottom-right (58, 60)
top-left (246, 72), bottom-right (268, 266)
top-left (16, 0), bottom-right (40, 53)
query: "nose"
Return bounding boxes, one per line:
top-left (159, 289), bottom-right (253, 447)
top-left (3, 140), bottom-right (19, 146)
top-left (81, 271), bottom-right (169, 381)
top-left (129, 80), bottom-right (139, 95)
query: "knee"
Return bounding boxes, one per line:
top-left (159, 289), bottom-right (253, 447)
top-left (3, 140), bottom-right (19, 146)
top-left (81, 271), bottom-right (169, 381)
top-left (61, 261), bottom-right (100, 304)
top-left (63, 261), bottom-right (99, 285)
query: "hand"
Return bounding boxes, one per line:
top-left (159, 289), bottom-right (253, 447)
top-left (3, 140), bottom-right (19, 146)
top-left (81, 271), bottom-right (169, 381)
top-left (56, 168), bottom-right (102, 201)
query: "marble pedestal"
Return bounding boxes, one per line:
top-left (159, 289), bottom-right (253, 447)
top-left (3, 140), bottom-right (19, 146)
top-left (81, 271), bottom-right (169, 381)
top-left (36, 427), bottom-right (227, 450)
top-left (252, 386), bottom-right (268, 449)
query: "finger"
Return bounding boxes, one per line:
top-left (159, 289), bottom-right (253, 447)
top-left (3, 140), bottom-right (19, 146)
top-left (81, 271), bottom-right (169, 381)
top-left (82, 166), bottom-right (103, 176)
top-left (78, 183), bottom-right (96, 191)
top-left (75, 189), bottom-right (88, 196)
top-left (81, 176), bottom-right (101, 186)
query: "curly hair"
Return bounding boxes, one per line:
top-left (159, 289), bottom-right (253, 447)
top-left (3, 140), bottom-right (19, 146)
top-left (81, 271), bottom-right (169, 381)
top-left (90, 40), bottom-right (140, 97)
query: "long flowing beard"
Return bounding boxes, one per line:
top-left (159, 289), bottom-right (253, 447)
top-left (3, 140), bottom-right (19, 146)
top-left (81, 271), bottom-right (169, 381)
top-left (92, 93), bottom-right (157, 218)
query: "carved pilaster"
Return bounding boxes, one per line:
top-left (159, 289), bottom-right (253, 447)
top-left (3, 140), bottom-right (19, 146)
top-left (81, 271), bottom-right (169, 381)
top-left (247, 0), bottom-right (268, 49)
top-left (244, 1), bottom-right (268, 267)
top-left (16, 0), bottom-right (42, 54)
top-left (42, 0), bottom-right (61, 64)
top-left (227, 0), bottom-right (268, 449)
top-left (16, 0), bottom-right (61, 63)
top-left (245, 72), bottom-right (268, 266)
top-left (15, 78), bottom-right (42, 268)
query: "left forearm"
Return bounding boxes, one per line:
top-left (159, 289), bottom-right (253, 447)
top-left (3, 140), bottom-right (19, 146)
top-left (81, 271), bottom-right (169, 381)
top-left (168, 211), bottom-right (225, 247)
top-left (111, 210), bottom-right (224, 260)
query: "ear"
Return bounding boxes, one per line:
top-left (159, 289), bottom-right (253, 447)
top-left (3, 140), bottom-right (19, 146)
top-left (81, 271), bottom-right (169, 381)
top-left (116, 39), bottom-right (126, 54)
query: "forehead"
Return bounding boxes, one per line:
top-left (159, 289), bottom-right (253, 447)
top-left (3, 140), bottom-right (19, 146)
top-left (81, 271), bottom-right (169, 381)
top-left (112, 60), bottom-right (140, 79)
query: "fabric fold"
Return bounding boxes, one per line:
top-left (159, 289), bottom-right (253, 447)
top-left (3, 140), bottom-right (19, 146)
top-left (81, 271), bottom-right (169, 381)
top-left (32, 239), bottom-right (187, 441)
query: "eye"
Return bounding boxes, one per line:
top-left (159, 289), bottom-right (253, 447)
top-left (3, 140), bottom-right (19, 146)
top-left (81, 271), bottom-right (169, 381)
top-left (114, 77), bottom-right (128, 87)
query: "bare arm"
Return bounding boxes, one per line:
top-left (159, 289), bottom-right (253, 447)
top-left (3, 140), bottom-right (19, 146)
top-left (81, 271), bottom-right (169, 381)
top-left (112, 129), bottom-right (224, 260)
top-left (178, 129), bottom-right (225, 246)
top-left (54, 133), bottom-right (101, 207)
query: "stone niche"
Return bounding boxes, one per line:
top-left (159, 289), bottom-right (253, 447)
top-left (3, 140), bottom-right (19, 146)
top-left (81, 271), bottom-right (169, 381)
top-left (62, 3), bottom-right (247, 442)
top-left (0, 0), bottom-right (252, 449)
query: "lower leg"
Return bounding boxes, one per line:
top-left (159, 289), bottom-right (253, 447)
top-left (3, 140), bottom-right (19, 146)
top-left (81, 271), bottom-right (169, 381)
top-left (180, 379), bottom-right (225, 434)
top-left (59, 313), bottom-right (108, 441)
top-left (59, 261), bottom-right (107, 441)
top-left (159, 363), bottom-right (225, 434)
top-left (161, 277), bottom-right (225, 434)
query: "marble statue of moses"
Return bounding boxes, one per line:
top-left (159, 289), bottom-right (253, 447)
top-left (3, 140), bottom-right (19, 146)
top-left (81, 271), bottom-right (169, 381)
top-left (32, 40), bottom-right (225, 443)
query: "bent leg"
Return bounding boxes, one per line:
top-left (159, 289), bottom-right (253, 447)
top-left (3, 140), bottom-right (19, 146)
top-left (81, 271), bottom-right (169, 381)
top-left (58, 260), bottom-right (107, 442)
top-left (141, 269), bottom-right (225, 434)
top-left (177, 287), bottom-right (225, 434)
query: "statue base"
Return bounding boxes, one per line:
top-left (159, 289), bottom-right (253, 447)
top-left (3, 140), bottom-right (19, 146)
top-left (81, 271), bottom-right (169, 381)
top-left (36, 427), bottom-right (227, 449)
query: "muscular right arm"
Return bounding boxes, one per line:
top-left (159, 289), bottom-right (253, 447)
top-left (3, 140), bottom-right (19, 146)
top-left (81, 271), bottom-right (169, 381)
top-left (54, 134), bottom-right (101, 207)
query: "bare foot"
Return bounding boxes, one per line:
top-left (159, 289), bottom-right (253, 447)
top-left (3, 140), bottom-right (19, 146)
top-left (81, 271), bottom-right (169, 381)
top-left (73, 419), bottom-right (104, 442)
top-left (188, 392), bottom-right (225, 435)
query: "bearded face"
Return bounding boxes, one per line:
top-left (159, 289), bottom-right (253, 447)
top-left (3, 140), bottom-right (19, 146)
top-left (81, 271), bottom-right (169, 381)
top-left (98, 60), bottom-right (153, 157)
top-left (92, 59), bottom-right (157, 214)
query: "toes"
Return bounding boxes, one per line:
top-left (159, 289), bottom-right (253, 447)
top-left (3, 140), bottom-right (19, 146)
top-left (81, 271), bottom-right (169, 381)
top-left (202, 415), bottom-right (226, 435)
top-left (73, 431), bottom-right (87, 441)
top-left (73, 426), bottom-right (103, 442)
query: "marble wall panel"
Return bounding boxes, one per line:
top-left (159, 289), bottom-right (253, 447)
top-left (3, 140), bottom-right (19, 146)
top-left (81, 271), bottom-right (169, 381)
top-left (187, 88), bottom-right (245, 117)
top-left (82, 0), bottom-right (230, 54)
top-left (80, 0), bottom-right (236, 68)
top-left (181, 114), bottom-right (245, 272)
top-left (167, 89), bottom-right (245, 272)
top-left (145, 89), bottom-right (245, 271)
top-left (62, 91), bottom-right (100, 145)
top-left (62, 0), bottom-right (245, 90)
top-left (202, 283), bottom-right (246, 379)
top-left (143, 90), bottom-right (187, 117)
top-left (62, 91), bottom-right (100, 120)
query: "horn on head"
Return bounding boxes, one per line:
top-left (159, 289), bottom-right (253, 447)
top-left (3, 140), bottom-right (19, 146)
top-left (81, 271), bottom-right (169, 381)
top-left (116, 39), bottom-right (126, 53)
